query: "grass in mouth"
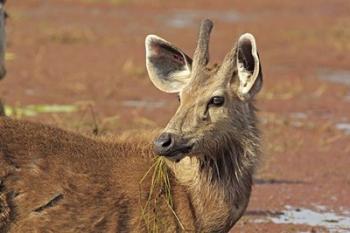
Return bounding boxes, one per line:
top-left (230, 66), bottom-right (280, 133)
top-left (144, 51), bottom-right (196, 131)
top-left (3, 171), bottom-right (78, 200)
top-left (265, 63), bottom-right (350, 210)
top-left (139, 157), bottom-right (184, 232)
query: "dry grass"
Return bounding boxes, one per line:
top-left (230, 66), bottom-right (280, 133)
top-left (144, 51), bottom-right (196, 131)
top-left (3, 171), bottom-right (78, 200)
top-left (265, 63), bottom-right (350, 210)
top-left (45, 27), bottom-right (96, 44)
top-left (139, 157), bottom-right (184, 232)
top-left (4, 104), bottom-right (78, 118)
top-left (79, 0), bottom-right (130, 5)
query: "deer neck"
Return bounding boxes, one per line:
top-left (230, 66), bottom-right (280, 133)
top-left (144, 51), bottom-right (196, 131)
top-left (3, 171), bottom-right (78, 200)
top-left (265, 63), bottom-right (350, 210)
top-left (167, 153), bottom-right (252, 232)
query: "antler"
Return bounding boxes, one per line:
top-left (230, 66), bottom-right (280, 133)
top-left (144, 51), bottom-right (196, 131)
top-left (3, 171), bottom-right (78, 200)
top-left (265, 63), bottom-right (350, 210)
top-left (192, 19), bottom-right (214, 71)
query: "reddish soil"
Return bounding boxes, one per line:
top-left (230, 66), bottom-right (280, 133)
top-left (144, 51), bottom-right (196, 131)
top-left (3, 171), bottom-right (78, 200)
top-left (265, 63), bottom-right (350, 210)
top-left (1, 0), bottom-right (350, 232)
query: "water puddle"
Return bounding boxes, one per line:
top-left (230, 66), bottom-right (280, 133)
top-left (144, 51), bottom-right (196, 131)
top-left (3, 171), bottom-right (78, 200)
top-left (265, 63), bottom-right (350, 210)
top-left (4, 104), bottom-right (78, 117)
top-left (254, 205), bottom-right (350, 232)
top-left (122, 100), bottom-right (166, 109)
top-left (318, 69), bottom-right (350, 86)
top-left (335, 123), bottom-right (350, 135)
top-left (161, 10), bottom-right (243, 29)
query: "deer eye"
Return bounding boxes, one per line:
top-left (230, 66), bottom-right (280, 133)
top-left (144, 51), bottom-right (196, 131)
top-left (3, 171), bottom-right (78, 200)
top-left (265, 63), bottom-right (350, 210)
top-left (209, 96), bottom-right (225, 107)
top-left (177, 94), bottom-right (181, 102)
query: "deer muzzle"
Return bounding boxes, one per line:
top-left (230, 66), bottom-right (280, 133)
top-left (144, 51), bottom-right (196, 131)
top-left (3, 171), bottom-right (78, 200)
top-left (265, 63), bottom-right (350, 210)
top-left (153, 132), bottom-right (193, 161)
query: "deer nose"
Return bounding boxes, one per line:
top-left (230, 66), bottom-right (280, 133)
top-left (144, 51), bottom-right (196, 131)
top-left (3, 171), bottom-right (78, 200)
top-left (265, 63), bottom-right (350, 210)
top-left (154, 132), bottom-right (174, 155)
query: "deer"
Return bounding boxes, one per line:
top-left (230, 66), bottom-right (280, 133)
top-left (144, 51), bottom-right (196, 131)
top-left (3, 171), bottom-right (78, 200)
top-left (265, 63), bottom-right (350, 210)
top-left (0, 19), bottom-right (263, 232)
top-left (0, 0), bottom-right (7, 116)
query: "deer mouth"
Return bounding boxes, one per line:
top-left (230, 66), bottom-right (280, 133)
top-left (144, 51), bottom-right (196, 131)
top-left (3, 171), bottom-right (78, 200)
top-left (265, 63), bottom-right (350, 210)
top-left (154, 142), bottom-right (193, 162)
top-left (153, 132), bottom-right (194, 161)
top-left (162, 144), bottom-right (193, 161)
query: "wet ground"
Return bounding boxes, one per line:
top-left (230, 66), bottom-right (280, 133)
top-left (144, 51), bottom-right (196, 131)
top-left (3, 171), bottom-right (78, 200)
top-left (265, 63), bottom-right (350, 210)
top-left (1, 0), bottom-right (350, 232)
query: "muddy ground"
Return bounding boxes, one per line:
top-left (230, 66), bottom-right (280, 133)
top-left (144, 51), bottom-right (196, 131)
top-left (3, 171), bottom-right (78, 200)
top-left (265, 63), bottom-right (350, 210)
top-left (1, 0), bottom-right (350, 232)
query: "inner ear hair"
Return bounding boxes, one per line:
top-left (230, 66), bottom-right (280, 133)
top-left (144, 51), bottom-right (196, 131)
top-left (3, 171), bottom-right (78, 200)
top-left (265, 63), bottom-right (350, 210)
top-left (235, 33), bottom-right (262, 100)
top-left (237, 40), bottom-right (255, 73)
top-left (152, 42), bottom-right (185, 65)
top-left (145, 35), bottom-right (193, 93)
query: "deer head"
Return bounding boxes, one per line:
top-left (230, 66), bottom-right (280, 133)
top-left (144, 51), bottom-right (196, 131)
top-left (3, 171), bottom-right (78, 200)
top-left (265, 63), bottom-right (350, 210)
top-left (145, 19), bottom-right (263, 162)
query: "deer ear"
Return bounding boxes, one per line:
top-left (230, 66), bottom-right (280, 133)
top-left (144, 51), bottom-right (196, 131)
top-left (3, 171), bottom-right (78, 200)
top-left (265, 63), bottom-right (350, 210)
top-left (235, 33), bottom-right (262, 101)
top-left (145, 35), bottom-right (192, 93)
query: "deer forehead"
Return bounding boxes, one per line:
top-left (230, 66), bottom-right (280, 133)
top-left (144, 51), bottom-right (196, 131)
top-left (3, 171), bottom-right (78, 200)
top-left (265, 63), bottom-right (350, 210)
top-left (181, 71), bottom-right (228, 98)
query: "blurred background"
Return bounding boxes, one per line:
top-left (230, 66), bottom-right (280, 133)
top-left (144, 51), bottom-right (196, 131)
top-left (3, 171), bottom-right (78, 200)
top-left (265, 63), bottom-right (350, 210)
top-left (1, 0), bottom-right (350, 232)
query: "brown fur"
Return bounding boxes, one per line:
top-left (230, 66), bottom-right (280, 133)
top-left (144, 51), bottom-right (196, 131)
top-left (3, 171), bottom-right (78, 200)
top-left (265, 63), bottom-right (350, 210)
top-left (0, 105), bottom-right (259, 233)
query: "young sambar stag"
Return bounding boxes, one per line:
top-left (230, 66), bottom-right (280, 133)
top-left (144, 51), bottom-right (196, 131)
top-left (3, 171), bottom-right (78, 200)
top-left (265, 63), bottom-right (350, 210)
top-left (0, 19), bottom-right (263, 232)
